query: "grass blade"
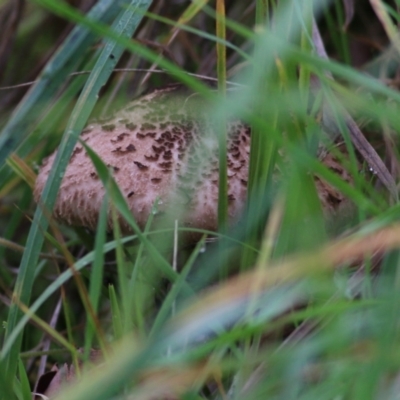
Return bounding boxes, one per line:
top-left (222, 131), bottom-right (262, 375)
top-left (2, 0), bottom-right (152, 380)
top-left (0, 0), bottom-right (127, 167)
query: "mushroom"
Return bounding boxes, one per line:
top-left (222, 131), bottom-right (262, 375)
top-left (34, 85), bottom-right (251, 235)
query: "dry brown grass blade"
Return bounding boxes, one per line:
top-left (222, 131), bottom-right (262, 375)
top-left (54, 334), bottom-right (221, 400)
top-left (6, 153), bottom-right (37, 189)
top-left (54, 224), bottom-right (400, 399)
top-left (133, 361), bottom-right (222, 400)
top-left (140, 0), bottom-right (210, 86)
top-left (0, 237), bottom-right (65, 262)
top-left (342, 0), bottom-right (355, 31)
top-left (370, 0), bottom-right (400, 54)
top-left (312, 19), bottom-right (397, 199)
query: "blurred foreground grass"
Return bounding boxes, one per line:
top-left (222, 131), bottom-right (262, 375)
top-left (1, 0), bottom-right (400, 399)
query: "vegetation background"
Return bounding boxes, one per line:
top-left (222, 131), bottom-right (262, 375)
top-left (1, 0), bottom-right (400, 398)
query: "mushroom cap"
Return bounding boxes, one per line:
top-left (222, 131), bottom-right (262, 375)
top-left (34, 85), bottom-right (251, 234)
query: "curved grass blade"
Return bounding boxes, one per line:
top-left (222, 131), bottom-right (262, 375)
top-left (144, 11), bottom-right (250, 61)
top-left (0, 0), bottom-right (128, 167)
top-left (2, 0), bottom-right (152, 381)
top-left (216, 0), bottom-right (228, 233)
top-left (1, 235), bottom-right (137, 360)
top-left (52, 283), bottom-right (305, 400)
top-left (80, 141), bottom-right (195, 291)
top-left (83, 195), bottom-right (109, 357)
top-left (28, 0), bottom-right (211, 96)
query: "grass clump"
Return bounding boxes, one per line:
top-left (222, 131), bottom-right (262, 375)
top-left (1, 0), bottom-right (400, 399)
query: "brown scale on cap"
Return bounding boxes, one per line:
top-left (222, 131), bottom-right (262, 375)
top-left (34, 85), bottom-right (251, 234)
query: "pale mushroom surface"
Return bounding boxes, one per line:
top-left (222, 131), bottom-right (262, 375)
top-left (34, 85), bottom-right (251, 233)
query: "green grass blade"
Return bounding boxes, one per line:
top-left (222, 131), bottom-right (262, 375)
top-left (18, 358), bottom-right (33, 400)
top-left (0, 0), bottom-right (127, 167)
top-left (109, 284), bottom-right (123, 340)
top-left (0, 236), bottom-right (138, 360)
top-left (144, 11), bottom-right (251, 61)
top-left (27, 0), bottom-right (212, 96)
top-left (216, 0), bottom-right (228, 233)
top-left (80, 141), bottom-right (195, 292)
top-left (2, 0), bottom-right (152, 381)
top-left (149, 237), bottom-right (206, 338)
top-left (127, 211), bottom-right (156, 333)
top-left (84, 196), bottom-right (109, 357)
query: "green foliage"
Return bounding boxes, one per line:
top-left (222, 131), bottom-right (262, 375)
top-left (1, 0), bottom-right (400, 399)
